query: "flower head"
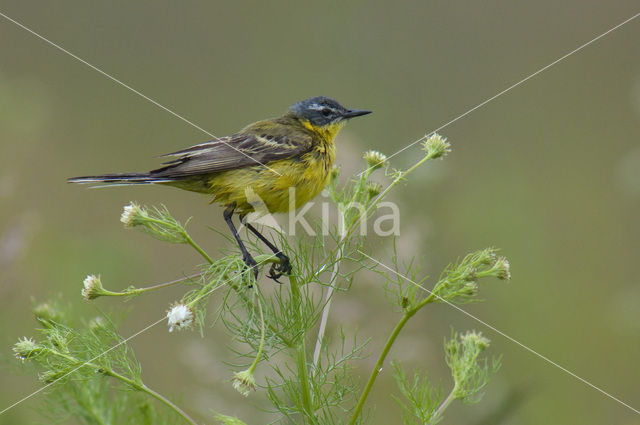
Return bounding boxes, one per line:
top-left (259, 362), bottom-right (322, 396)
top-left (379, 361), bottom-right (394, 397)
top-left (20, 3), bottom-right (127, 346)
top-left (13, 337), bottom-right (42, 361)
top-left (460, 330), bottom-right (490, 351)
top-left (493, 257), bottom-right (511, 281)
top-left (120, 202), bottom-right (143, 227)
top-left (166, 303), bottom-right (194, 332)
top-left (445, 330), bottom-right (497, 401)
top-left (34, 302), bottom-right (63, 327)
top-left (366, 182), bottom-right (383, 198)
top-left (232, 369), bottom-right (256, 397)
top-left (81, 275), bottom-right (106, 301)
top-left (422, 133), bottom-right (451, 159)
top-left (363, 150), bottom-right (388, 170)
top-left (120, 203), bottom-right (188, 243)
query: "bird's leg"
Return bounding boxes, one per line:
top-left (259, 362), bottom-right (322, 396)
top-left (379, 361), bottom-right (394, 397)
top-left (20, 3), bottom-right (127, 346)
top-left (239, 216), bottom-right (292, 283)
top-left (223, 204), bottom-right (258, 281)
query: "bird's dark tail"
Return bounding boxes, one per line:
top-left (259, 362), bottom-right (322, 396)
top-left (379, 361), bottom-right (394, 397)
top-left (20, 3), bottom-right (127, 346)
top-left (67, 173), bottom-right (174, 186)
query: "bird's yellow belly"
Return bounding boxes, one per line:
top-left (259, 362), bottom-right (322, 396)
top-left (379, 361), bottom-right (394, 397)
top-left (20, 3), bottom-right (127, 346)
top-left (207, 151), bottom-right (333, 215)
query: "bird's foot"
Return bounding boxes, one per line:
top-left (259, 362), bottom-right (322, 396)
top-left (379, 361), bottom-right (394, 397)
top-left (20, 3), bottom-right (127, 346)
top-left (267, 253), bottom-right (292, 283)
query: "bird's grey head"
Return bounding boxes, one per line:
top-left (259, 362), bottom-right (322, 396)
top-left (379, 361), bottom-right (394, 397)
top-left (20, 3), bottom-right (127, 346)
top-left (288, 96), bottom-right (371, 127)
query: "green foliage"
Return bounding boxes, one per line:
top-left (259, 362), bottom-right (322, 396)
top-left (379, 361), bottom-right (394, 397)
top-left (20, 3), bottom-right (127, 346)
top-left (431, 248), bottom-right (510, 305)
top-left (121, 203), bottom-right (190, 244)
top-left (391, 330), bottom-right (500, 425)
top-left (391, 361), bottom-right (442, 425)
top-left (13, 302), bottom-right (167, 425)
top-left (445, 331), bottom-right (501, 404)
top-left (11, 133), bottom-right (510, 425)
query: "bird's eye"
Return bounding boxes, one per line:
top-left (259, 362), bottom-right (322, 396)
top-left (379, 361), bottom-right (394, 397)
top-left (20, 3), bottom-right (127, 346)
top-left (321, 108), bottom-right (332, 117)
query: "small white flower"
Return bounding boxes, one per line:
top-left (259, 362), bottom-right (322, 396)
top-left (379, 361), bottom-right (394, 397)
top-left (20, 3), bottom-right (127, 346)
top-left (81, 275), bottom-right (104, 301)
top-left (461, 331), bottom-right (490, 351)
top-left (120, 202), bottom-right (142, 227)
top-left (363, 150), bottom-right (388, 170)
top-left (13, 337), bottom-right (41, 361)
top-left (232, 369), bottom-right (256, 397)
top-left (166, 303), bottom-right (194, 332)
top-left (422, 133), bottom-right (451, 159)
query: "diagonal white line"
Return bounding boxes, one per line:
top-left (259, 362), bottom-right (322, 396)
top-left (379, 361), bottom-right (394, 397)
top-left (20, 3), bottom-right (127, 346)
top-left (0, 255), bottom-right (275, 415)
top-left (360, 11), bottom-right (640, 176)
top-left (358, 250), bottom-right (640, 415)
top-left (0, 10), bottom-right (282, 176)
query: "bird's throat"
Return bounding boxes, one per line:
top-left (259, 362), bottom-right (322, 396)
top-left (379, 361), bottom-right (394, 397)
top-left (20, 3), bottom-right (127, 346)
top-left (300, 119), bottom-right (346, 143)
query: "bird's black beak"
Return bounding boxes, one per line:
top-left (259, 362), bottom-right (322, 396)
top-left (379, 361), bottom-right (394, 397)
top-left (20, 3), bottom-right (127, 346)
top-left (342, 109), bottom-right (372, 119)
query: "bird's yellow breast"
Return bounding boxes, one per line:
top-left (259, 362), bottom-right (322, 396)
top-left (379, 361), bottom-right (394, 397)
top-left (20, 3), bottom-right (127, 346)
top-left (206, 137), bottom-right (336, 215)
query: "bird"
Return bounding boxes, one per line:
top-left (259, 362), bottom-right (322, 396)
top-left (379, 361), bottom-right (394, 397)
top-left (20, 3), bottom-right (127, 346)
top-left (69, 96), bottom-right (371, 281)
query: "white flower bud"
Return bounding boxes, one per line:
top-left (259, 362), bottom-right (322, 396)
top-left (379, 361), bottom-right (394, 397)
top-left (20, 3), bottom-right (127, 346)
top-left (363, 150), bottom-right (388, 170)
top-left (493, 257), bottom-right (511, 281)
top-left (13, 337), bottom-right (42, 361)
top-left (422, 133), bottom-right (450, 159)
top-left (81, 275), bottom-right (105, 301)
top-left (120, 202), bottom-right (143, 227)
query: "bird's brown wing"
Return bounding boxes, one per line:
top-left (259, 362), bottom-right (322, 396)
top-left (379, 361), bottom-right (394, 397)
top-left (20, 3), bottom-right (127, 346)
top-left (151, 129), bottom-right (313, 178)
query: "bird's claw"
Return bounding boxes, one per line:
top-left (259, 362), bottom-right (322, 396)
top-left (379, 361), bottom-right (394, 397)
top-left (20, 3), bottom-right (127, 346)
top-left (267, 253), bottom-right (292, 283)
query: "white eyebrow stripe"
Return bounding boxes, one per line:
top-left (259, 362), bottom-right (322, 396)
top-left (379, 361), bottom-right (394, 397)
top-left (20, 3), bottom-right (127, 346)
top-left (307, 104), bottom-right (340, 113)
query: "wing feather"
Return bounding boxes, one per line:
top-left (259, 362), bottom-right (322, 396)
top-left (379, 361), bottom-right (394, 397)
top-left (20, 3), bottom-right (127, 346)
top-left (150, 127), bottom-right (312, 178)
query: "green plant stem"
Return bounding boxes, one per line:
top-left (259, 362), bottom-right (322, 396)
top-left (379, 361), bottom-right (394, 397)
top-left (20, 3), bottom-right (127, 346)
top-left (347, 296), bottom-right (435, 425)
top-left (347, 313), bottom-right (410, 425)
top-left (311, 153), bottom-right (440, 370)
top-left (100, 273), bottom-right (203, 297)
top-left (183, 233), bottom-right (214, 264)
top-left (312, 155), bottom-right (438, 378)
top-left (131, 272), bottom-right (202, 293)
top-left (430, 385), bottom-right (458, 424)
top-left (102, 369), bottom-right (199, 425)
top-left (289, 273), bottom-right (314, 420)
top-left (312, 218), bottom-right (345, 369)
top-left (141, 216), bottom-right (214, 265)
top-left (247, 287), bottom-right (266, 374)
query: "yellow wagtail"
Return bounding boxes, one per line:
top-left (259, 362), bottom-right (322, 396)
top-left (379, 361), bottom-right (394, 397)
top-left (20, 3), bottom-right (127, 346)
top-left (69, 96), bottom-right (371, 280)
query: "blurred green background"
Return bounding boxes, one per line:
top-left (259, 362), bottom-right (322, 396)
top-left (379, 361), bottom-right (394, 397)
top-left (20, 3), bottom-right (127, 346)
top-left (1, 1), bottom-right (639, 424)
